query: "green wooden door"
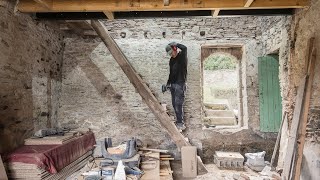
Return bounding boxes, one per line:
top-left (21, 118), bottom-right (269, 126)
top-left (258, 55), bottom-right (282, 132)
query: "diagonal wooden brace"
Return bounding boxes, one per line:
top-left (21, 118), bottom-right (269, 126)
top-left (91, 20), bottom-right (208, 175)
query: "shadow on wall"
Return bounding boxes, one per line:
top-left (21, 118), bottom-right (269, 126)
top-left (59, 42), bottom-right (164, 146)
top-left (0, 73), bottom-right (34, 153)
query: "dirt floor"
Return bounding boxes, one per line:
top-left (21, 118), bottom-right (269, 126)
top-left (171, 161), bottom-right (272, 180)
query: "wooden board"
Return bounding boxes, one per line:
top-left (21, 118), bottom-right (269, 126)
top-left (160, 160), bottom-right (173, 180)
top-left (283, 76), bottom-right (307, 180)
top-left (294, 38), bottom-right (317, 180)
top-left (24, 135), bottom-right (75, 145)
top-left (17, 0), bottom-right (308, 12)
top-left (141, 152), bottom-right (160, 180)
top-left (91, 20), bottom-right (208, 175)
top-left (0, 155), bottom-right (8, 180)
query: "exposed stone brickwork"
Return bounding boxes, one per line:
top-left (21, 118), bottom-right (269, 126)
top-left (0, 0), bottom-right (64, 153)
top-left (59, 16), bottom-right (285, 159)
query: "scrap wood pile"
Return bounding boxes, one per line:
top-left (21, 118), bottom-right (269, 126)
top-left (75, 138), bottom-right (173, 180)
top-left (3, 128), bottom-right (96, 180)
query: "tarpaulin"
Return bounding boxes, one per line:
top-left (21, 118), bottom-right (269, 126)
top-left (4, 132), bottom-right (95, 174)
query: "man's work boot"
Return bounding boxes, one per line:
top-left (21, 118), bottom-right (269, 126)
top-left (176, 123), bottom-right (186, 131)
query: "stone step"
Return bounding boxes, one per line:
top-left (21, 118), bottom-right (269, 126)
top-left (205, 110), bottom-right (235, 117)
top-left (203, 103), bottom-right (228, 110)
top-left (203, 117), bottom-right (236, 126)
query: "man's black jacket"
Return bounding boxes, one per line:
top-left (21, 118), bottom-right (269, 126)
top-left (167, 43), bottom-right (188, 85)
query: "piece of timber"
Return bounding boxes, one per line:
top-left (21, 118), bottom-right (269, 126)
top-left (91, 20), bottom-right (208, 175)
top-left (283, 76), bottom-right (307, 180)
top-left (17, 0), bottom-right (308, 12)
top-left (294, 38), bottom-right (317, 180)
top-left (0, 155), bottom-right (8, 180)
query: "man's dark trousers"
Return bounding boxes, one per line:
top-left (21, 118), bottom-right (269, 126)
top-left (170, 83), bottom-right (186, 124)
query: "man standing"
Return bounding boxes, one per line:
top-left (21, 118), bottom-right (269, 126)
top-left (165, 42), bottom-right (188, 131)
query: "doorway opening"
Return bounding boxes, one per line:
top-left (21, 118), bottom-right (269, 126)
top-left (202, 54), bottom-right (239, 126)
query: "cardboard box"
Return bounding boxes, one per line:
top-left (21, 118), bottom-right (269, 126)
top-left (181, 146), bottom-right (197, 178)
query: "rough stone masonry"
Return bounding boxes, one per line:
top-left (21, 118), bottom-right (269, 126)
top-left (58, 16), bottom-right (290, 161)
top-left (0, 0), bottom-right (64, 153)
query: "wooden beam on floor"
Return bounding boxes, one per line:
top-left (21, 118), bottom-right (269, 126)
top-left (103, 11), bottom-right (114, 20)
top-left (90, 20), bottom-right (208, 175)
top-left (17, 0), bottom-right (309, 12)
top-left (294, 38), bottom-right (316, 180)
top-left (33, 0), bottom-right (51, 9)
top-left (244, 0), bottom-right (255, 7)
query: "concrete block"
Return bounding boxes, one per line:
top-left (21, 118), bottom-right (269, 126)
top-left (214, 151), bottom-right (244, 170)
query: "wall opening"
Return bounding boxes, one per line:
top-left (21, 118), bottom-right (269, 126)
top-left (202, 54), bottom-right (239, 126)
top-left (201, 45), bottom-right (244, 128)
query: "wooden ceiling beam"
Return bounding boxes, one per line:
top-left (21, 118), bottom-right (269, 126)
top-left (244, 0), bottom-right (255, 7)
top-left (17, 0), bottom-right (309, 12)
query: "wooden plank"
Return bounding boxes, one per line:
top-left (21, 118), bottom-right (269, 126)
top-left (141, 152), bottom-right (160, 180)
top-left (17, 0), bottom-right (308, 12)
top-left (270, 112), bottom-right (287, 170)
top-left (33, 0), bottom-right (51, 9)
top-left (90, 20), bottom-right (208, 175)
top-left (294, 38), bottom-right (316, 180)
top-left (103, 11), bottom-right (114, 20)
top-left (212, 9), bottom-right (220, 17)
top-left (0, 155), bottom-right (8, 180)
top-left (283, 76), bottom-right (307, 180)
top-left (160, 160), bottom-right (173, 180)
top-left (244, 0), bottom-right (255, 7)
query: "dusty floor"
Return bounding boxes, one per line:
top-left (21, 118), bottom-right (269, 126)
top-left (171, 161), bottom-right (271, 180)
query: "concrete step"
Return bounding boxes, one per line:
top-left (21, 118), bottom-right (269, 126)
top-left (203, 103), bottom-right (228, 110)
top-left (203, 116), bottom-right (236, 126)
top-left (205, 110), bottom-right (235, 117)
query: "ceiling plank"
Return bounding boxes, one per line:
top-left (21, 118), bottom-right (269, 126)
top-left (244, 0), bottom-right (255, 7)
top-left (164, 0), bottom-right (170, 6)
top-left (103, 11), bottom-right (114, 20)
top-left (212, 9), bottom-right (220, 17)
top-left (17, 0), bottom-right (309, 12)
top-left (33, 0), bottom-right (52, 9)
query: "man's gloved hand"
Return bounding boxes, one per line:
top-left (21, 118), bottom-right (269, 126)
top-left (162, 84), bottom-right (171, 93)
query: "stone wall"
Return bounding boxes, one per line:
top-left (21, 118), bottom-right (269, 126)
top-left (288, 0), bottom-right (320, 179)
top-left (59, 16), bottom-right (285, 160)
top-left (0, 0), bottom-right (64, 153)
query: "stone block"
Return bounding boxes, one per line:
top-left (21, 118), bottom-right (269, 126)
top-left (214, 151), bottom-right (244, 170)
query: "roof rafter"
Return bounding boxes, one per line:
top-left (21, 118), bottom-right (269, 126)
top-left (244, 0), bottom-right (255, 7)
top-left (17, 0), bottom-right (309, 12)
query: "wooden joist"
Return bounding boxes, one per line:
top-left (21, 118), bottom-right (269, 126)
top-left (17, 0), bottom-right (308, 12)
top-left (103, 11), bottom-right (114, 20)
top-left (212, 10), bottom-right (220, 17)
top-left (283, 37), bottom-right (316, 180)
top-left (91, 20), bottom-right (208, 175)
top-left (294, 38), bottom-right (317, 180)
top-left (244, 0), bottom-right (255, 7)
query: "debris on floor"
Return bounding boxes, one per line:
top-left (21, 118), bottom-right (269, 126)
top-left (214, 151), bottom-right (244, 170)
top-left (245, 151), bottom-right (266, 172)
top-left (71, 137), bottom-right (174, 180)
